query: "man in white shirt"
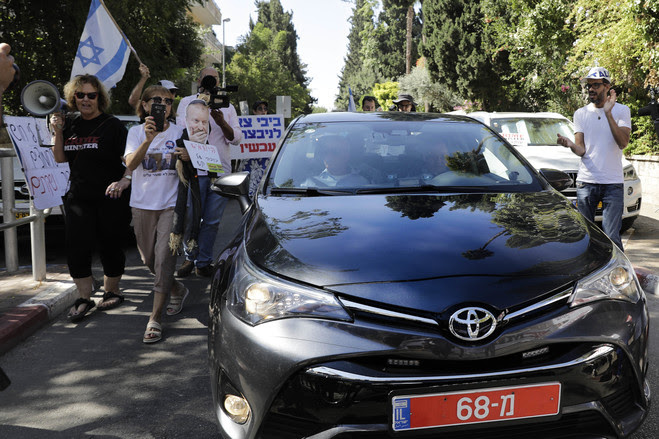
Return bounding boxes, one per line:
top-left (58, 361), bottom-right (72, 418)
top-left (557, 67), bottom-right (631, 250)
top-left (175, 67), bottom-right (243, 277)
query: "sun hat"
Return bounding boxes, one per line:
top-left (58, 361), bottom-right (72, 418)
top-left (393, 93), bottom-right (416, 105)
top-left (582, 67), bottom-right (611, 83)
top-left (158, 79), bottom-right (178, 90)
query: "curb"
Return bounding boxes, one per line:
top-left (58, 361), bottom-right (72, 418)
top-left (0, 282), bottom-right (77, 356)
top-left (635, 267), bottom-right (659, 296)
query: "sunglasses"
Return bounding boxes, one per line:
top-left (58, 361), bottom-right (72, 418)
top-left (75, 92), bottom-right (98, 100)
top-left (585, 82), bottom-right (606, 90)
top-left (149, 96), bottom-right (174, 105)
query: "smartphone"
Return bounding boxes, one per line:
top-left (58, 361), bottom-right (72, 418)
top-left (151, 103), bottom-right (166, 131)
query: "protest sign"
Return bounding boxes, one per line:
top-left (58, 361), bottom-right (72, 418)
top-left (183, 140), bottom-right (224, 174)
top-left (4, 116), bottom-right (69, 209)
top-left (232, 115), bottom-right (284, 160)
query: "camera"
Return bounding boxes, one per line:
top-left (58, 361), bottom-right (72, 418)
top-left (638, 86), bottom-right (659, 138)
top-left (198, 75), bottom-right (237, 109)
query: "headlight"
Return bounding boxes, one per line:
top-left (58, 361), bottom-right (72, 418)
top-left (570, 247), bottom-right (641, 307)
top-left (623, 164), bottom-right (638, 181)
top-left (227, 245), bottom-right (352, 325)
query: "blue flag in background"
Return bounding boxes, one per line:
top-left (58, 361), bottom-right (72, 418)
top-left (70, 0), bottom-right (130, 90)
top-left (348, 87), bottom-right (357, 112)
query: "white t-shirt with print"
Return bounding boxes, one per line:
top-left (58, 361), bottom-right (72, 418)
top-left (573, 102), bottom-right (631, 184)
top-left (125, 123), bottom-right (183, 210)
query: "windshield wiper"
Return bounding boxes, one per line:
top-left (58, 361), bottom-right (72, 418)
top-left (269, 187), bottom-right (357, 196)
top-left (355, 185), bottom-right (494, 194)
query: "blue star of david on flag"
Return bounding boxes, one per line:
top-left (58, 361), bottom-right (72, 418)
top-left (70, 0), bottom-right (132, 90)
top-left (76, 36), bottom-right (104, 67)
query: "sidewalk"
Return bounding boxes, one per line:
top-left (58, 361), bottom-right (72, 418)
top-left (1, 201), bottom-right (658, 357)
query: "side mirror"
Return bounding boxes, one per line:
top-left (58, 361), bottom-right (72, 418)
top-left (539, 168), bottom-right (573, 192)
top-left (211, 171), bottom-right (251, 214)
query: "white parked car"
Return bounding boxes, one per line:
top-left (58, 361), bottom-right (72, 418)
top-left (462, 111), bottom-right (642, 232)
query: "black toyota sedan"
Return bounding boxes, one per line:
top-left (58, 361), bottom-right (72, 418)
top-left (208, 112), bottom-right (649, 439)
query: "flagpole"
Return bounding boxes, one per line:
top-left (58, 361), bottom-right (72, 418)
top-left (99, 0), bottom-right (142, 65)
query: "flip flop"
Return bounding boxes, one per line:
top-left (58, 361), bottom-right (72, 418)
top-left (97, 291), bottom-right (125, 311)
top-left (143, 321), bottom-right (162, 344)
top-left (68, 298), bottom-right (95, 323)
top-left (166, 286), bottom-right (189, 316)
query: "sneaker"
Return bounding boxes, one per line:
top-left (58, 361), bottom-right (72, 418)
top-left (176, 260), bottom-right (195, 278)
top-left (196, 264), bottom-right (214, 277)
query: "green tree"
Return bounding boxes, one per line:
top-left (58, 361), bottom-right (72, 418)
top-left (374, 0), bottom-right (421, 80)
top-left (226, 23), bottom-right (311, 117)
top-left (422, 0), bottom-right (515, 111)
top-left (251, 0), bottom-right (314, 112)
top-left (373, 81), bottom-right (399, 110)
top-left (0, 0), bottom-right (203, 116)
top-left (336, 0), bottom-right (379, 110)
top-left (398, 64), bottom-right (462, 111)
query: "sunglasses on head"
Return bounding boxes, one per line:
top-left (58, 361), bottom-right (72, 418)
top-left (75, 92), bottom-right (98, 100)
top-left (585, 82), bottom-right (606, 90)
top-left (149, 96), bottom-right (174, 105)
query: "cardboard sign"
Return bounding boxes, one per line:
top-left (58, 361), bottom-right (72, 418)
top-left (500, 132), bottom-right (527, 146)
top-left (4, 116), bottom-right (69, 209)
top-left (233, 115), bottom-right (284, 159)
top-left (183, 140), bottom-right (224, 173)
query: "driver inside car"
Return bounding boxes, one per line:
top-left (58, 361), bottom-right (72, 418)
top-left (302, 136), bottom-right (369, 187)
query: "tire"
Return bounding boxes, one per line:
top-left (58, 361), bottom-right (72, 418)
top-left (620, 216), bottom-right (637, 233)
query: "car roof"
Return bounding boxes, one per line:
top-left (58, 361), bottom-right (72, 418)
top-left (467, 111), bottom-right (570, 121)
top-left (292, 111), bottom-right (480, 124)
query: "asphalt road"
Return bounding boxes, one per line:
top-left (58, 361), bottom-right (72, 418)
top-left (0, 200), bottom-right (658, 438)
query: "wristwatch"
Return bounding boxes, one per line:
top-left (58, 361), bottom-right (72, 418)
top-left (122, 174), bottom-right (132, 181)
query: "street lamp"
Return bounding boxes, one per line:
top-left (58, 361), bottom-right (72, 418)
top-left (222, 17), bottom-right (230, 88)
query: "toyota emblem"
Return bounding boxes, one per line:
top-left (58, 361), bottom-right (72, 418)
top-left (449, 307), bottom-right (497, 341)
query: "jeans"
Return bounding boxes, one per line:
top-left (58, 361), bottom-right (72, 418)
top-left (576, 182), bottom-right (624, 250)
top-left (184, 175), bottom-right (228, 268)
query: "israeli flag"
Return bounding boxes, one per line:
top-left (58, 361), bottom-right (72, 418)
top-left (70, 0), bottom-right (130, 90)
top-left (348, 87), bottom-right (357, 112)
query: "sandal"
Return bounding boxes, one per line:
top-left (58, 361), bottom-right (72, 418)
top-left (98, 291), bottom-right (125, 311)
top-left (68, 298), bottom-right (95, 323)
top-left (143, 321), bottom-right (162, 344)
top-left (166, 286), bottom-right (189, 316)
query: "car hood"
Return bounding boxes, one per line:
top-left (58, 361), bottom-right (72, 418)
top-left (245, 191), bottom-right (613, 312)
top-left (515, 145), bottom-right (581, 171)
top-left (515, 145), bottom-right (632, 172)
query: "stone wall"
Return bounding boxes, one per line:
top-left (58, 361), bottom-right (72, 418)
top-left (629, 155), bottom-right (659, 209)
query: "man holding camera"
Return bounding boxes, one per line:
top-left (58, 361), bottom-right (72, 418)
top-left (557, 67), bottom-right (631, 250)
top-left (175, 67), bottom-right (242, 277)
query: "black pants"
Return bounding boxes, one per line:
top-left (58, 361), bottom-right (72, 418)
top-left (64, 194), bottom-right (129, 279)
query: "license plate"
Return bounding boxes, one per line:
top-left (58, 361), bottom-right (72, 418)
top-left (391, 382), bottom-right (561, 432)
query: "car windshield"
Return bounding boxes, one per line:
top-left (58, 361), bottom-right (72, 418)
top-left (490, 117), bottom-right (574, 147)
top-left (267, 118), bottom-right (542, 193)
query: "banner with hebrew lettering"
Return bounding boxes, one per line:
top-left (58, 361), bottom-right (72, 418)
top-left (4, 116), bottom-right (70, 210)
top-left (232, 115), bottom-right (284, 160)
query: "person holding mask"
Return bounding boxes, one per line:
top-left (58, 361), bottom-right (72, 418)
top-left (50, 74), bottom-right (131, 322)
top-left (175, 67), bottom-right (242, 277)
top-left (557, 67), bottom-right (631, 250)
top-left (124, 85), bottom-right (188, 343)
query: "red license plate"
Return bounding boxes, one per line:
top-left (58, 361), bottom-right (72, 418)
top-left (392, 382), bottom-right (561, 432)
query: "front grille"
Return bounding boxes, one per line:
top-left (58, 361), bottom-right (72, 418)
top-left (258, 411), bottom-right (615, 439)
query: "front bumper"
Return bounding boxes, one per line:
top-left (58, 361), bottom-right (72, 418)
top-left (209, 297), bottom-right (650, 439)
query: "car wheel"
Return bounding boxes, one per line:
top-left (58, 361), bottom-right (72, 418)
top-left (621, 216), bottom-right (636, 233)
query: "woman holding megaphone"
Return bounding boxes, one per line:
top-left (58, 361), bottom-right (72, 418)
top-left (51, 74), bottom-right (132, 323)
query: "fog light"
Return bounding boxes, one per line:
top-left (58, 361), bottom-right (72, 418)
top-left (609, 267), bottom-right (630, 288)
top-left (627, 187), bottom-right (633, 195)
top-left (224, 394), bottom-right (250, 424)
